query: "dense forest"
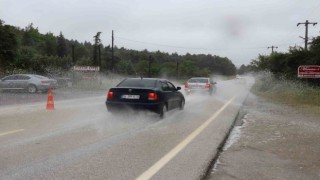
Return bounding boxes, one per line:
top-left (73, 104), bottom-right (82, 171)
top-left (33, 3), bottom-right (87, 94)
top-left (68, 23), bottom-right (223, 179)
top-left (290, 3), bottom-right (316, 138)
top-left (248, 36), bottom-right (320, 85)
top-left (0, 20), bottom-right (237, 79)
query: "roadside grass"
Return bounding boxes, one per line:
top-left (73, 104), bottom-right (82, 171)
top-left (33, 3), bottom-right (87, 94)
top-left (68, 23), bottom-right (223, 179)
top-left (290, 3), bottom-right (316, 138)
top-left (252, 73), bottom-right (320, 114)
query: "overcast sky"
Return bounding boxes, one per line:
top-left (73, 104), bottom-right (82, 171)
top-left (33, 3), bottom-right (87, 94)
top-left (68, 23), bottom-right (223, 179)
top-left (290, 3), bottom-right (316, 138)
top-left (1, 0), bottom-right (320, 66)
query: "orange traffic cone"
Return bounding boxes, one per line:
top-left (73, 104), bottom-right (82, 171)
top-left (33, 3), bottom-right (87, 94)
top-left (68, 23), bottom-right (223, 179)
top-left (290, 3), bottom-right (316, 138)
top-left (46, 88), bottom-right (55, 110)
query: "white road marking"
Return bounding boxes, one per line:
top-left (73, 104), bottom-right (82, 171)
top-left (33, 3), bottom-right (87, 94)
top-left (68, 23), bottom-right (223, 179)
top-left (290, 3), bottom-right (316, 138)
top-left (0, 129), bottom-right (25, 137)
top-left (136, 97), bottom-right (235, 180)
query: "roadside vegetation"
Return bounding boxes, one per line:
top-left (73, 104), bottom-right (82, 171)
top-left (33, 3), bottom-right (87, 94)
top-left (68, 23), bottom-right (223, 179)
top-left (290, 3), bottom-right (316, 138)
top-left (0, 20), bottom-right (236, 80)
top-left (252, 72), bottom-right (320, 114)
top-left (246, 35), bottom-right (320, 113)
top-left (249, 36), bottom-right (320, 86)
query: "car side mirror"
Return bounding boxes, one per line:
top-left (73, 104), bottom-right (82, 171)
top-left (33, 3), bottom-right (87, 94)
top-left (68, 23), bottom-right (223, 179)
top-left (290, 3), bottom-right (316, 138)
top-left (212, 82), bottom-right (217, 84)
top-left (176, 86), bottom-right (181, 91)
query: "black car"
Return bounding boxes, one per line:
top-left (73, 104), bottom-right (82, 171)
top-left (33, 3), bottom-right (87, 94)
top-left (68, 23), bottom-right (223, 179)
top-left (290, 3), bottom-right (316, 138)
top-left (106, 78), bottom-right (185, 118)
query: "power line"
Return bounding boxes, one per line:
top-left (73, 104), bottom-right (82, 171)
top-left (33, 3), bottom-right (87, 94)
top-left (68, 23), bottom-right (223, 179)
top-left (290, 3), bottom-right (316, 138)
top-left (116, 36), bottom-right (306, 53)
top-left (111, 30), bottom-right (114, 72)
top-left (115, 36), bottom-right (282, 51)
top-left (116, 36), bottom-right (219, 51)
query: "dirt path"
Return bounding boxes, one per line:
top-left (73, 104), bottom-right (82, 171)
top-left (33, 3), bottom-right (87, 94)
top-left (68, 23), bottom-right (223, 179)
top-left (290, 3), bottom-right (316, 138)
top-left (209, 93), bottom-right (320, 180)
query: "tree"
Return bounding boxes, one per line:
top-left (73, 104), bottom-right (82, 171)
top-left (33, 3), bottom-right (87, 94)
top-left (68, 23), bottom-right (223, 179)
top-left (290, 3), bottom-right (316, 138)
top-left (237, 64), bottom-right (247, 75)
top-left (41, 32), bottom-right (57, 56)
top-left (21, 23), bottom-right (40, 47)
top-left (180, 60), bottom-right (198, 77)
top-left (93, 32), bottom-right (101, 66)
top-left (57, 32), bottom-right (67, 57)
top-left (116, 60), bottom-right (135, 75)
top-left (0, 20), bottom-right (18, 73)
top-left (135, 60), bottom-right (149, 76)
top-left (0, 21), bottom-right (240, 77)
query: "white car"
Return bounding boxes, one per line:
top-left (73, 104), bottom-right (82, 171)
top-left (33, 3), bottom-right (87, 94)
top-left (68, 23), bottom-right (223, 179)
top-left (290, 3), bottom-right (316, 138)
top-left (0, 74), bottom-right (58, 93)
top-left (184, 77), bottom-right (217, 95)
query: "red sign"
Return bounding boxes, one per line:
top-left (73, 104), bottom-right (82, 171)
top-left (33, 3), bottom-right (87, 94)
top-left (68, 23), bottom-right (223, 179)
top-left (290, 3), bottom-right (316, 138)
top-left (298, 65), bottom-right (320, 78)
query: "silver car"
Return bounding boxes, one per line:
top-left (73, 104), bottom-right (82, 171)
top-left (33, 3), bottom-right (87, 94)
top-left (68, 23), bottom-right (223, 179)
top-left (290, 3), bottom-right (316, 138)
top-left (184, 77), bottom-right (217, 95)
top-left (0, 74), bottom-right (58, 93)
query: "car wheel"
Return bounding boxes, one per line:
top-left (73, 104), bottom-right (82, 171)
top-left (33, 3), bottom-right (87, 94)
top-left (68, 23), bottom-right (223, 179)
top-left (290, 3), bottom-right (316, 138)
top-left (179, 99), bottom-right (185, 110)
top-left (160, 104), bottom-right (167, 119)
top-left (27, 84), bottom-right (37, 93)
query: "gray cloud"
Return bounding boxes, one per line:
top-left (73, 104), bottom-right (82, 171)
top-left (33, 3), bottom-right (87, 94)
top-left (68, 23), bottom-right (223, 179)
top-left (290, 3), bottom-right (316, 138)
top-left (1, 0), bottom-right (320, 66)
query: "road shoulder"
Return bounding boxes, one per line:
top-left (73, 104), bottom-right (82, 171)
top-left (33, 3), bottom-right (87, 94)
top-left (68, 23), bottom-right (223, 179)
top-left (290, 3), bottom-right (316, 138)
top-left (210, 93), bottom-right (320, 180)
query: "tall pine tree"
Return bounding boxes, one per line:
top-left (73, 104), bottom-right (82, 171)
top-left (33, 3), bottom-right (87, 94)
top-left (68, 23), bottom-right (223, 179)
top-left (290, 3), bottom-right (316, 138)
top-left (57, 32), bottom-right (67, 57)
top-left (93, 32), bottom-right (101, 66)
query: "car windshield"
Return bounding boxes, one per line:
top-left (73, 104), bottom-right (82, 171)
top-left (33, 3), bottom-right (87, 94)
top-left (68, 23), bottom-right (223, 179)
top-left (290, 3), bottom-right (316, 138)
top-left (117, 79), bottom-right (157, 88)
top-left (189, 78), bottom-right (208, 83)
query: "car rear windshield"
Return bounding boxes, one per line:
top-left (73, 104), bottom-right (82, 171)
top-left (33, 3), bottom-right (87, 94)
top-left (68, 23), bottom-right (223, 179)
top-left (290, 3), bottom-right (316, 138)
top-left (188, 78), bottom-right (208, 83)
top-left (33, 75), bottom-right (49, 79)
top-left (117, 79), bottom-right (157, 88)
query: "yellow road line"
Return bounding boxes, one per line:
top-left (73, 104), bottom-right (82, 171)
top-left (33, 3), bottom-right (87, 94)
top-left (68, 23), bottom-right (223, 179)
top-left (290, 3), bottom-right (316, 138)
top-left (0, 129), bottom-right (25, 137)
top-left (136, 97), bottom-right (235, 180)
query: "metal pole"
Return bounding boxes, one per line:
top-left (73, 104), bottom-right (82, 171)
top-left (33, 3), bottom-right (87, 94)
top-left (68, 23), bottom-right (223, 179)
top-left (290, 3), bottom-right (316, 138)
top-left (148, 55), bottom-right (152, 77)
top-left (297, 20), bottom-right (317, 50)
top-left (72, 44), bottom-right (75, 86)
top-left (111, 30), bottom-right (114, 72)
top-left (268, 46), bottom-right (278, 54)
top-left (72, 44), bottom-right (75, 65)
top-left (305, 20), bottom-right (308, 50)
top-left (98, 45), bottom-right (101, 68)
top-left (176, 59), bottom-right (179, 80)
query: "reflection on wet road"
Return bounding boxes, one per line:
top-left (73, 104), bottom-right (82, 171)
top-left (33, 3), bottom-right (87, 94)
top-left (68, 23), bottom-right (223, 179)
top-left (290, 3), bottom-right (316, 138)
top-left (0, 78), bottom-right (253, 180)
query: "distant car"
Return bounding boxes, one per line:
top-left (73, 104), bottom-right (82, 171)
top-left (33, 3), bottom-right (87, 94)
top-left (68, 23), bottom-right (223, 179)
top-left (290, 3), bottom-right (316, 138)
top-left (0, 74), bottom-right (58, 93)
top-left (184, 77), bottom-right (217, 95)
top-left (106, 78), bottom-right (185, 118)
top-left (235, 75), bottom-right (246, 85)
top-left (56, 77), bottom-right (72, 87)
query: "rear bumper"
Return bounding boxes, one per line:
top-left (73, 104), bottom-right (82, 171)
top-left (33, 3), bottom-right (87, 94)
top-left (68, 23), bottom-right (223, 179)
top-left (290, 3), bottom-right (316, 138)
top-left (106, 101), bottom-right (162, 114)
top-left (37, 85), bottom-right (51, 91)
top-left (185, 88), bottom-right (212, 93)
top-left (37, 85), bottom-right (57, 91)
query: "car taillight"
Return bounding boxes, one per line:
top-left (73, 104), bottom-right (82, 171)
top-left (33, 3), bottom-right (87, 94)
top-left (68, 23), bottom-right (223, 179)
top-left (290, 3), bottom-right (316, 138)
top-left (148, 92), bottom-right (158, 101)
top-left (185, 83), bottom-right (189, 88)
top-left (205, 83), bottom-right (211, 88)
top-left (107, 91), bottom-right (113, 100)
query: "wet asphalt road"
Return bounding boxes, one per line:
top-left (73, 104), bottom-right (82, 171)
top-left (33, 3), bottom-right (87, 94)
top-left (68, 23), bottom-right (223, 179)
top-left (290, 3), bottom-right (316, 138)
top-left (0, 80), bottom-right (252, 180)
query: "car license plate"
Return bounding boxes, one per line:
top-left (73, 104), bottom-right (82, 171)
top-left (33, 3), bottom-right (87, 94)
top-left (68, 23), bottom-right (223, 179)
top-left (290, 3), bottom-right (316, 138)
top-left (121, 95), bottom-right (140, 99)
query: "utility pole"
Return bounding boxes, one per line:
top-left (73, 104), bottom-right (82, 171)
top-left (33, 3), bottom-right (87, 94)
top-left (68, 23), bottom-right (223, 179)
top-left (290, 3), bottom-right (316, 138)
top-left (297, 20), bottom-right (317, 50)
top-left (148, 55), bottom-right (152, 77)
top-left (98, 44), bottom-right (101, 68)
top-left (71, 44), bottom-right (75, 85)
top-left (111, 30), bottom-right (114, 72)
top-left (71, 44), bottom-right (75, 65)
top-left (98, 44), bottom-right (102, 85)
top-left (267, 46), bottom-right (278, 53)
top-left (176, 59), bottom-right (179, 80)
top-left (93, 32), bottom-right (102, 66)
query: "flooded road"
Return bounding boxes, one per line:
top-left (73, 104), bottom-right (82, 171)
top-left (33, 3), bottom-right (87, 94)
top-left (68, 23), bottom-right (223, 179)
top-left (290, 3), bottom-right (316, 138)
top-left (0, 79), bottom-right (253, 179)
top-left (209, 92), bottom-right (320, 180)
